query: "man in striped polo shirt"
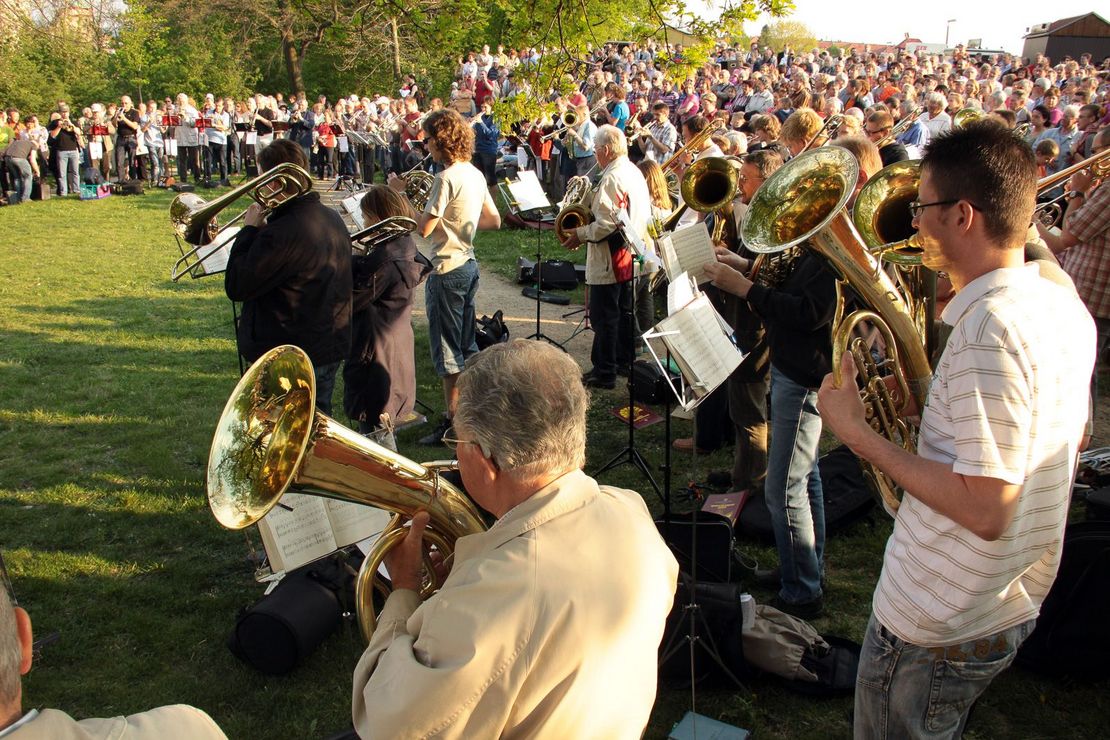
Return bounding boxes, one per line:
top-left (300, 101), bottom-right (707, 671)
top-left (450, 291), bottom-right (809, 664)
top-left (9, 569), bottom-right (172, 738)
top-left (818, 121), bottom-right (1096, 739)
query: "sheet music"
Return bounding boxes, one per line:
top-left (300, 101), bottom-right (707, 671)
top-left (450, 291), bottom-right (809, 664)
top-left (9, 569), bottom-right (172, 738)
top-left (88, 141), bottom-right (103, 160)
top-left (256, 493), bottom-right (337, 572)
top-left (655, 294), bottom-right (744, 398)
top-left (666, 272), bottom-right (697, 316)
top-left (246, 132), bottom-right (258, 146)
top-left (325, 500), bottom-right (391, 548)
top-left (338, 135), bottom-right (350, 153)
top-left (341, 191), bottom-right (367, 215)
top-left (658, 222), bottom-right (717, 285)
top-left (195, 227), bottom-right (239, 276)
top-left (506, 170), bottom-right (551, 212)
top-left (165, 139), bottom-right (177, 156)
top-left (617, 209), bottom-right (650, 259)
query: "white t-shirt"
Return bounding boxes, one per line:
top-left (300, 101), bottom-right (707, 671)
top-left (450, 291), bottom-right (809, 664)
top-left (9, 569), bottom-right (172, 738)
top-left (424, 160), bottom-right (493, 274)
top-left (873, 264), bottom-right (1095, 646)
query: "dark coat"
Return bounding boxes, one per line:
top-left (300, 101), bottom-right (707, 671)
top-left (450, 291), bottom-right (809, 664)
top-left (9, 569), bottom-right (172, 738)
top-left (225, 191), bottom-right (353, 365)
top-left (343, 234), bottom-right (432, 427)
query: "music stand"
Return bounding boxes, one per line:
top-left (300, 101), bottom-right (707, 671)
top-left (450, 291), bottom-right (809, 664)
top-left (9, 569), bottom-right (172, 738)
top-left (645, 287), bottom-right (748, 696)
top-left (498, 171), bottom-right (563, 349)
top-left (593, 213), bottom-right (666, 499)
top-left (346, 130), bottom-right (374, 186)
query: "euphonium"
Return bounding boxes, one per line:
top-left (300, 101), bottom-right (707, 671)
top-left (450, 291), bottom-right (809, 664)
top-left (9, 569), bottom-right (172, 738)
top-left (742, 147), bottom-right (933, 514)
top-left (207, 345), bottom-right (487, 641)
top-left (657, 155), bottom-right (740, 234)
top-left (169, 162), bottom-right (313, 281)
top-left (852, 159), bottom-right (937, 359)
top-left (400, 154), bottom-right (434, 211)
top-left (554, 175), bottom-right (595, 245)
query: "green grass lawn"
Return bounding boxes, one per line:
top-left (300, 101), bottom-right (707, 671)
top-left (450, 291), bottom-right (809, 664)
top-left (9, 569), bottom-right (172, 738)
top-left (0, 189), bottom-right (1105, 739)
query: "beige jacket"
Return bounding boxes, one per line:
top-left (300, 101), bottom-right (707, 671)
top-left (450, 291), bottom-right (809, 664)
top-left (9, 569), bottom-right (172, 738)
top-left (575, 156), bottom-right (652, 285)
top-left (6, 706), bottom-right (226, 740)
top-left (352, 470), bottom-right (678, 739)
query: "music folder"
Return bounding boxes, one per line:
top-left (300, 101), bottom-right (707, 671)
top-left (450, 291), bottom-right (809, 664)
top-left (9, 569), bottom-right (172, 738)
top-left (272, 121), bottom-right (291, 132)
top-left (234, 122), bottom-right (252, 132)
top-left (161, 115), bottom-right (181, 126)
top-left (642, 274), bottom-right (745, 411)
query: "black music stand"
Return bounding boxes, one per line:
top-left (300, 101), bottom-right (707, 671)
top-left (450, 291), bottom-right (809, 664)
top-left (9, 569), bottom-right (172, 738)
top-left (592, 258), bottom-right (663, 502)
top-left (498, 173), bottom-right (564, 349)
top-left (645, 289), bottom-right (748, 696)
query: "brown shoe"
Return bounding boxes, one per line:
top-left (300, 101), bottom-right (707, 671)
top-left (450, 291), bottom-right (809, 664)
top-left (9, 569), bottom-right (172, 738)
top-left (672, 437), bottom-right (711, 454)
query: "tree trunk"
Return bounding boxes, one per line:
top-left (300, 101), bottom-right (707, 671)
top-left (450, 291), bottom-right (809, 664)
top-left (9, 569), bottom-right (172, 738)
top-left (282, 30), bottom-right (306, 96)
top-left (390, 17), bottom-right (401, 82)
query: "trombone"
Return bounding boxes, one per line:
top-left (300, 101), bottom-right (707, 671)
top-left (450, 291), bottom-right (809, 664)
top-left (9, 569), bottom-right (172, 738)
top-left (801, 113), bottom-right (845, 153)
top-left (539, 111), bottom-right (579, 142)
top-left (169, 162), bottom-right (313, 281)
top-left (875, 106), bottom-right (923, 148)
top-left (1032, 147), bottom-right (1110, 228)
top-left (351, 216), bottom-right (418, 254)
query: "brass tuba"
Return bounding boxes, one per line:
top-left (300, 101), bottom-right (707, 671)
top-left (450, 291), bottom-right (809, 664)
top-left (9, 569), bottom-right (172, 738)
top-left (169, 163), bottom-right (313, 281)
top-left (742, 147), bottom-right (933, 514)
top-left (207, 345), bottom-right (488, 641)
top-left (952, 107), bottom-right (985, 128)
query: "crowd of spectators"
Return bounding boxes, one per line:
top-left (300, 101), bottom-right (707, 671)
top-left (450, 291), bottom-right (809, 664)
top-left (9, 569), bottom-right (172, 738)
top-left (1, 39), bottom-right (1107, 205)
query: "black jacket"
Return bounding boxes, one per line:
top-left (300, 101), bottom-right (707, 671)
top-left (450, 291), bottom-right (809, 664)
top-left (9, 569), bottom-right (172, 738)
top-left (744, 250), bottom-right (837, 388)
top-left (225, 192), bottom-right (353, 365)
top-left (343, 234), bottom-right (432, 426)
top-left (879, 142), bottom-right (910, 168)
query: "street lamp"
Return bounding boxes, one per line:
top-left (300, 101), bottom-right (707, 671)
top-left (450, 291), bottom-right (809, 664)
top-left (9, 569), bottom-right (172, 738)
top-left (946, 19), bottom-right (957, 48)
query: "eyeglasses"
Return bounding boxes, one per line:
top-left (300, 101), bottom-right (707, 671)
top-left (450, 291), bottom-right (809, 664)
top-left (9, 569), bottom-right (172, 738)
top-left (908, 199), bottom-right (978, 218)
top-left (441, 434), bottom-right (470, 451)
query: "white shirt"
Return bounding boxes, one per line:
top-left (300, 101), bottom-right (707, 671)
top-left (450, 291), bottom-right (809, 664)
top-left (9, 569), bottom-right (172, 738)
top-left (918, 110), bottom-right (952, 139)
top-left (873, 264), bottom-right (1095, 646)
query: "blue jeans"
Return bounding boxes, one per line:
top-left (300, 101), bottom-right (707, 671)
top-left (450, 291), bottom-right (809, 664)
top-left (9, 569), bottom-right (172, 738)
top-left (313, 360), bottom-right (341, 417)
top-left (765, 364), bottom-right (824, 604)
top-left (6, 157), bottom-right (33, 203)
top-left (426, 259), bottom-right (479, 376)
top-left (57, 150), bottom-right (80, 196)
top-left (854, 614), bottom-right (1035, 739)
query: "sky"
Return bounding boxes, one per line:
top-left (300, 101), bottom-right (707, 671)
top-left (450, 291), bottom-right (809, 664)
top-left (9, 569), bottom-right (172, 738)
top-left (727, 0), bottom-right (1101, 55)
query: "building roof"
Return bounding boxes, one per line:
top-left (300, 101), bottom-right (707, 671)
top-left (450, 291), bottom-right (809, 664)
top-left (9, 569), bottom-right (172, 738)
top-left (1025, 12), bottom-right (1110, 39)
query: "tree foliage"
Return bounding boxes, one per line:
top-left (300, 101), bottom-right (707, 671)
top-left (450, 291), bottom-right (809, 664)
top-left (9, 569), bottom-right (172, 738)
top-left (3, 0), bottom-right (793, 112)
top-left (757, 19), bottom-right (817, 54)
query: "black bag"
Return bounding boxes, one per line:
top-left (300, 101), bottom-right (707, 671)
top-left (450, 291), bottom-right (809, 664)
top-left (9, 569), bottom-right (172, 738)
top-left (659, 573), bottom-right (747, 685)
top-left (1084, 486), bottom-right (1110, 520)
top-left (630, 359), bottom-right (680, 406)
top-left (30, 177), bottom-right (50, 201)
top-left (517, 258), bottom-right (579, 291)
top-left (81, 166), bottom-right (104, 185)
top-left (737, 445), bottom-right (874, 544)
top-left (227, 552), bottom-right (359, 675)
top-left (1016, 520), bottom-right (1110, 680)
top-left (475, 310), bottom-right (510, 350)
top-left (113, 179), bottom-right (145, 196)
top-left (656, 512), bottom-right (736, 584)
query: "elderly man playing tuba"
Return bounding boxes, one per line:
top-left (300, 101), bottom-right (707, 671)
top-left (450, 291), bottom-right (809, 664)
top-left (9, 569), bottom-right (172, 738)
top-left (351, 339), bottom-right (678, 738)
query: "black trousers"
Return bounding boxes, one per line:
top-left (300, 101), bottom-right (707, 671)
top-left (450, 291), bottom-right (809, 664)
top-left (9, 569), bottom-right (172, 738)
top-left (588, 280), bottom-right (635, 381)
top-left (472, 151), bottom-right (497, 186)
top-left (114, 137), bottom-right (137, 181)
top-left (177, 145), bottom-right (201, 182)
top-left (207, 142), bottom-right (227, 181)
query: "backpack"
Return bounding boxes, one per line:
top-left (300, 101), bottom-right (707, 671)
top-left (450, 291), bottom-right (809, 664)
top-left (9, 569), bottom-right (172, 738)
top-left (475, 310), bottom-right (510, 350)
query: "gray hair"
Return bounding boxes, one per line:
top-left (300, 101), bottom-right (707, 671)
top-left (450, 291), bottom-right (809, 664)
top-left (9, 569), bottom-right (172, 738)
top-left (0, 588), bottom-right (21, 708)
top-left (926, 91), bottom-right (947, 108)
top-left (594, 125), bottom-right (627, 158)
top-left (453, 340), bottom-right (587, 481)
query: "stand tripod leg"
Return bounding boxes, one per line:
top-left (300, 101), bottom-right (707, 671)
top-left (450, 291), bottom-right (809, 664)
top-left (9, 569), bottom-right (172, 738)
top-left (592, 278), bottom-right (662, 502)
top-left (522, 209), bottom-right (567, 350)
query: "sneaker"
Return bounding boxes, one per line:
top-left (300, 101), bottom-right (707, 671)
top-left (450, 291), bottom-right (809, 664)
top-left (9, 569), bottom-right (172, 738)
top-left (672, 437), bottom-right (712, 455)
top-left (770, 594), bottom-right (825, 620)
top-left (418, 416), bottom-right (453, 446)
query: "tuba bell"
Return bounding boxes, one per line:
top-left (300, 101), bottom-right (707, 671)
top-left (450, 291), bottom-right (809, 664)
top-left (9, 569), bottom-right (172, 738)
top-left (207, 345), bottom-right (488, 641)
top-left (742, 147), bottom-right (934, 514)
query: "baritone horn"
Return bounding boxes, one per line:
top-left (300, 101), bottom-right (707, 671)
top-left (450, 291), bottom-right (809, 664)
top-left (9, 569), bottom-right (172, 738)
top-left (207, 345), bottom-right (488, 641)
top-left (169, 162), bottom-right (313, 281)
top-left (742, 147), bottom-right (933, 514)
